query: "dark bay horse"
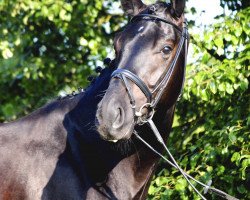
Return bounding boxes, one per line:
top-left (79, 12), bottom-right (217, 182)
top-left (0, 0), bottom-right (187, 199)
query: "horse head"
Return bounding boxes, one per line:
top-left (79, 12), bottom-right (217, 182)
top-left (96, 0), bottom-right (188, 142)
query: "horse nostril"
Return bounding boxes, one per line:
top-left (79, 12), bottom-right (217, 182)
top-left (112, 107), bottom-right (125, 129)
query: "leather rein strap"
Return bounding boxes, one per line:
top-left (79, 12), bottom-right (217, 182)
top-left (111, 14), bottom-right (188, 123)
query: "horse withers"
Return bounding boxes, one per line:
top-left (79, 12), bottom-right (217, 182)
top-left (0, 0), bottom-right (187, 199)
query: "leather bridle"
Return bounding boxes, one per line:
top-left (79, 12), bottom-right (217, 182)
top-left (111, 14), bottom-right (189, 124)
top-left (109, 13), bottom-right (239, 200)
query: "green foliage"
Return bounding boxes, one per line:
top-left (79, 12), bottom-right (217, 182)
top-left (0, 0), bottom-right (125, 121)
top-left (148, 7), bottom-right (249, 200)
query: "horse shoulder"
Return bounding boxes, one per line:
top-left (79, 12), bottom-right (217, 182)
top-left (0, 100), bottom-right (71, 200)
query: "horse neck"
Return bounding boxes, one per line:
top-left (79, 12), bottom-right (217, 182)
top-left (0, 96), bottom-right (77, 138)
top-left (63, 67), bottom-right (176, 195)
top-left (116, 105), bottom-right (176, 198)
top-left (65, 68), bottom-right (113, 138)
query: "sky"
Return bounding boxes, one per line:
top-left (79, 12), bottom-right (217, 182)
top-left (108, 0), bottom-right (225, 26)
top-left (185, 0), bottom-right (226, 62)
top-left (186, 0), bottom-right (224, 26)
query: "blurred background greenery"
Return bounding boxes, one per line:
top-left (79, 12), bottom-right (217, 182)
top-left (0, 0), bottom-right (249, 199)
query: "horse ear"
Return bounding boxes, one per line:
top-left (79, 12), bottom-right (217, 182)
top-left (170, 0), bottom-right (186, 18)
top-left (121, 0), bottom-right (146, 16)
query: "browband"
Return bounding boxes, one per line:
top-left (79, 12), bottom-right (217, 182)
top-left (131, 14), bottom-right (182, 33)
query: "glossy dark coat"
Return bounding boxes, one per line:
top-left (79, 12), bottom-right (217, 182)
top-left (0, 1), bottom-right (187, 199)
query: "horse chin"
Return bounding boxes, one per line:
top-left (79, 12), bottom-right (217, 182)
top-left (96, 119), bottom-right (135, 142)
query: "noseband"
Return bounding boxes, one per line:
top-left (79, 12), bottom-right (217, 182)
top-left (111, 14), bottom-right (189, 124)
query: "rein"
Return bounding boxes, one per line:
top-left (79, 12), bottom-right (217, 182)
top-left (111, 14), bottom-right (238, 200)
top-left (134, 131), bottom-right (239, 200)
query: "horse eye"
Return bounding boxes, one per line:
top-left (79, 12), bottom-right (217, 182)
top-left (161, 46), bottom-right (172, 55)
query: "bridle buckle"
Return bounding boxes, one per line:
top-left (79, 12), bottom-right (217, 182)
top-left (135, 103), bottom-right (155, 125)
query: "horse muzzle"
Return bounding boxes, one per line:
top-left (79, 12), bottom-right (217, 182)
top-left (96, 84), bottom-right (135, 141)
